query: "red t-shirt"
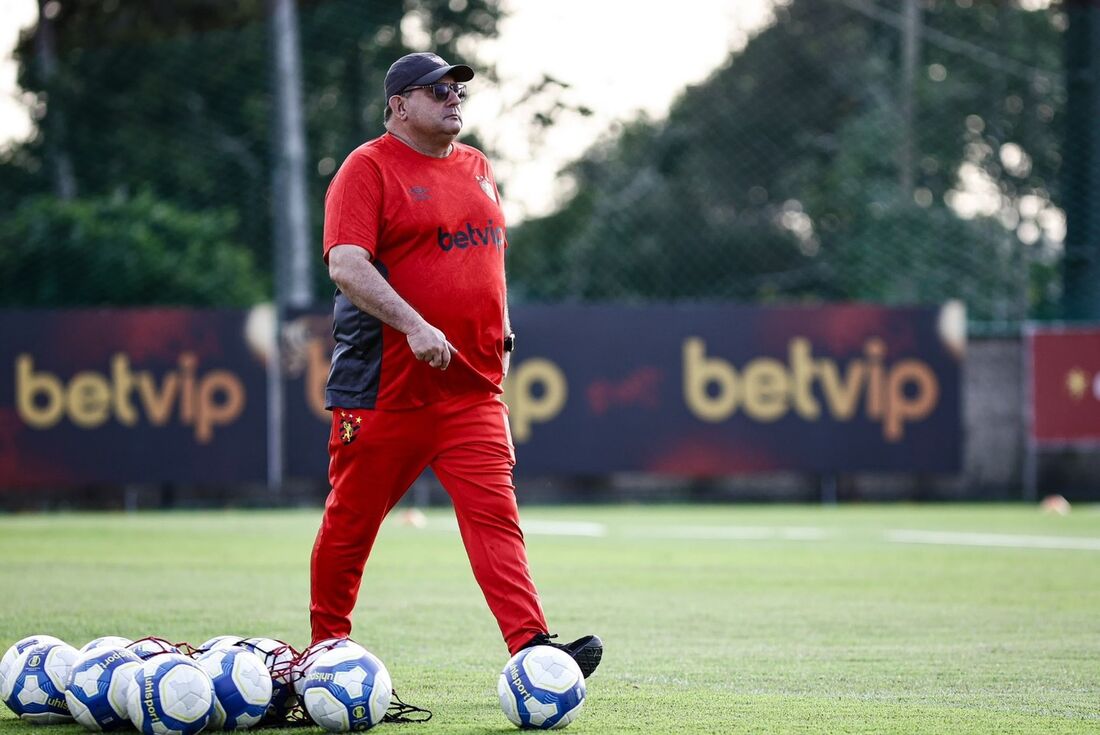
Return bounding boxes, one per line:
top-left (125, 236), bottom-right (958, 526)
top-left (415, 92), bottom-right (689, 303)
top-left (322, 133), bottom-right (507, 410)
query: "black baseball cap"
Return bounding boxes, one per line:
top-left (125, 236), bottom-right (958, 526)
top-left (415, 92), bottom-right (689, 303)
top-left (384, 52), bottom-right (474, 100)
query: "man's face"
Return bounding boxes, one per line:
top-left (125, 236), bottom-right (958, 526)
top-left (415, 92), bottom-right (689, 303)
top-left (402, 74), bottom-right (464, 139)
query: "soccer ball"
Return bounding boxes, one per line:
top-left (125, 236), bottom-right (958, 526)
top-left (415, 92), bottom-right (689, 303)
top-left (65, 646), bottom-right (142, 731)
top-left (0, 635), bottom-right (64, 692)
top-left (196, 635), bottom-right (246, 653)
top-left (110, 660), bottom-right (143, 723)
top-left (80, 637), bottom-right (134, 654)
top-left (126, 638), bottom-right (181, 660)
top-left (293, 638), bottom-right (366, 697)
top-left (236, 637), bottom-right (297, 723)
top-left (498, 646), bottom-right (586, 729)
top-left (300, 646), bottom-right (392, 732)
top-left (125, 654), bottom-right (215, 735)
top-left (1, 641), bottom-right (80, 723)
top-left (196, 647), bottom-right (273, 730)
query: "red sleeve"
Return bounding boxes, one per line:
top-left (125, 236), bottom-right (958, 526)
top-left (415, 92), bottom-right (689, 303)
top-left (322, 149), bottom-right (383, 263)
top-left (481, 153), bottom-right (508, 251)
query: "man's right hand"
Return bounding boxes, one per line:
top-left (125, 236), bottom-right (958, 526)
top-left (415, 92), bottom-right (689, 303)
top-left (407, 322), bottom-right (457, 370)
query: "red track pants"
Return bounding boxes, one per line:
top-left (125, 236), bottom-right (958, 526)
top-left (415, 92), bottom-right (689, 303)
top-left (310, 391), bottom-right (547, 654)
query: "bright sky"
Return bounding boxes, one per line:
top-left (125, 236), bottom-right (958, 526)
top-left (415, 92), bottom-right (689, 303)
top-left (0, 0), bottom-right (37, 146)
top-left (464, 0), bottom-right (777, 220)
top-left (0, 0), bottom-right (775, 221)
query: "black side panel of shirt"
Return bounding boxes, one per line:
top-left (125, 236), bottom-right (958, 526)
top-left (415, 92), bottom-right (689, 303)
top-left (325, 260), bottom-right (387, 409)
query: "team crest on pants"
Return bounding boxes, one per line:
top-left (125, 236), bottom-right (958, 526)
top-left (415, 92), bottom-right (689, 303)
top-left (339, 412), bottom-right (361, 445)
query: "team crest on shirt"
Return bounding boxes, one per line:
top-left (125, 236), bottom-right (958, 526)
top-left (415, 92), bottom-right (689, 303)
top-left (338, 411), bottom-right (361, 445)
top-left (475, 175), bottom-right (497, 203)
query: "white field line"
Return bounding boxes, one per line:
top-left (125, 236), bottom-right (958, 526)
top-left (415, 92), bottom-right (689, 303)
top-left (419, 518), bottom-right (608, 537)
top-left (420, 518), bottom-right (822, 540)
top-left (521, 520), bottom-right (608, 537)
top-left (411, 517), bottom-right (1100, 550)
top-left (627, 526), bottom-right (829, 541)
top-left (886, 529), bottom-right (1100, 551)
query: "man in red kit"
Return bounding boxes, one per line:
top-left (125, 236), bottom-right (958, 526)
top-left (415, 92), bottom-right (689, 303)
top-left (310, 51), bottom-right (603, 679)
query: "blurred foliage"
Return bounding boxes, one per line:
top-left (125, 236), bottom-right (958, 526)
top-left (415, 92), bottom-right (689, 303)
top-left (0, 191), bottom-right (265, 306)
top-left (0, 0), bottom-right (504, 305)
top-left (509, 0), bottom-right (1067, 323)
top-left (0, 0), bottom-right (1076, 322)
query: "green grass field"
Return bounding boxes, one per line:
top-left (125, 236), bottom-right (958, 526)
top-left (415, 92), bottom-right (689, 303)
top-left (1, 504), bottom-right (1098, 734)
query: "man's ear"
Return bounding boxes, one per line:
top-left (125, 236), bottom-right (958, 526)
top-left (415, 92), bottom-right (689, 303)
top-left (389, 95), bottom-right (407, 120)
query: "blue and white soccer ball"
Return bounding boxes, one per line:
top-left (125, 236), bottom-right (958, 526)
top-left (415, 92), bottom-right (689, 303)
top-left (108, 660), bottom-right (144, 723)
top-left (65, 646), bottom-right (143, 731)
top-left (80, 637), bottom-right (134, 654)
top-left (0, 635), bottom-right (64, 693)
top-left (300, 646), bottom-right (392, 732)
top-left (1, 641), bottom-right (81, 724)
top-left (237, 637), bottom-right (297, 723)
top-left (292, 638), bottom-right (365, 697)
top-left (125, 654), bottom-right (215, 735)
top-left (498, 646), bottom-right (586, 730)
top-left (196, 647), bottom-right (273, 730)
top-left (126, 638), bottom-right (181, 660)
top-left (197, 635), bottom-right (246, 653)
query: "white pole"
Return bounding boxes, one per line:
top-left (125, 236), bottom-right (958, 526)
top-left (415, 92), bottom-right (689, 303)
top-left (270, 0), bottom-right (313, 309)
top-left (268, 0), bottom-right (313, 493)
top-left (899, 0), bottom-right (920, 198)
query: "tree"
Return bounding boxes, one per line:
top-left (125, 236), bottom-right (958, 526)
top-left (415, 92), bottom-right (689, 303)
top-left (509, 0), bottom-right (1065, 322)
top-left (0, 0), bottom-right (505, 305)
top-left (0, 192), bottom-right (265, 306)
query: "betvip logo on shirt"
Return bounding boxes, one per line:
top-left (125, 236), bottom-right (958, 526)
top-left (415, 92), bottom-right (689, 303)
top-left (437, 220), bottom-right (505, 252)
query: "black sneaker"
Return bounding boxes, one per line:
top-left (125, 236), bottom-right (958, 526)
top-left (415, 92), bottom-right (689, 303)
top-left (522, 633), bottom-right (603, 678)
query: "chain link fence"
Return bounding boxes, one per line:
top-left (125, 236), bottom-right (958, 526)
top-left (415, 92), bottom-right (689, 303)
top-left (507, 0), bottom-right (1078, 332)
top-left (0, 0), bottom-right (1092, 329)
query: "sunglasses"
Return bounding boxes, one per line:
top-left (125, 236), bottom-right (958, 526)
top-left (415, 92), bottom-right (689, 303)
top-left (402, 82), bottom-right (468, 102)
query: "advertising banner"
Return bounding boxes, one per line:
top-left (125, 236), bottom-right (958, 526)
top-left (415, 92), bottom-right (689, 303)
top-left (284, 303), bottom-right (964, 477)
top-left (507, 304), bottom-right (961, 474)
top-left (1, 304), bottom-right (963, 486)
top-left (0, 309), bottom-right (268, 485)
top-left (1027, 325), bottom-right (1100, 445)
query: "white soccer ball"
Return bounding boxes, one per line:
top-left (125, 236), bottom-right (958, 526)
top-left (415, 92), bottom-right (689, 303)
top-left (196, 647), bottom-right (273, 730)
top-left (0, 635), bottom-right (64, 693)
top-left (1, 641), bottom-right (81, 724)
top-left (236, 637), bottom-right (297, 724)
top-left (125, 654), bottom-right (215, 735)
top-left (300, 646), bottom-right (392, 732)
top-left (126, 638), bottom-right (181, 660)
top-left (197, 635), bottom-right (246, 653)
top-left (65, 646), bottom-right (142, 731)
top-left (293, 638), bottom-right (367, 697)
top-left (111, 661), bottom-right (143, 717)
top-left (498, 646), bottom-right (586, 729)
top-left (79, 637), bottom-right (134, 654)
